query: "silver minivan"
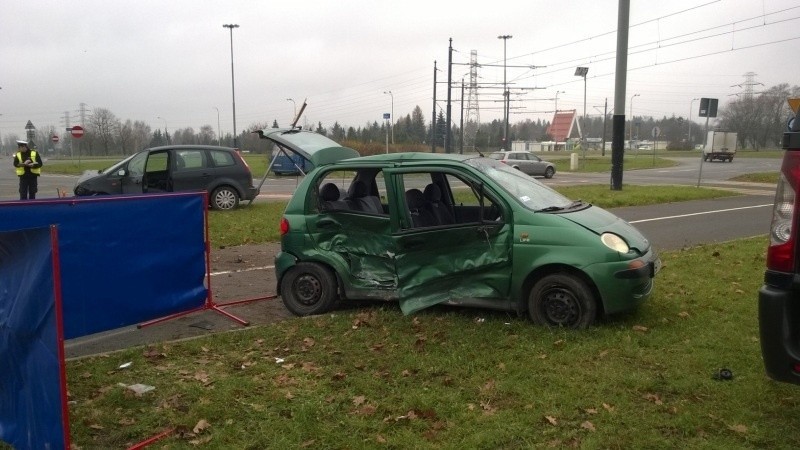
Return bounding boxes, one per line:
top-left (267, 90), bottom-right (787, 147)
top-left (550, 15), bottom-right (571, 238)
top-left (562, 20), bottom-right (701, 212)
top-left (488, 150), bottom-right (556, 178)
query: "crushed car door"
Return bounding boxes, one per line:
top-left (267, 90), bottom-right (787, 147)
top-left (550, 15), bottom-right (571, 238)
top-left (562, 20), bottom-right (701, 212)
top-left (388, 169), bottom-right (512, 315)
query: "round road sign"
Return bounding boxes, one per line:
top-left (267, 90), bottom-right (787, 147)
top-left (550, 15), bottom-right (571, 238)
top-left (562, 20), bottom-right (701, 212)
top-left (51, 135), bottom-right (60, 143)
top-left (70, 125), bottom-right (85, 138)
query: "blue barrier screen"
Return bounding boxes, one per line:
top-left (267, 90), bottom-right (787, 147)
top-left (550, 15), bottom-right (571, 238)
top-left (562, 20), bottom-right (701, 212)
top-left (0, 193), bottom-right (208, 338)
top-left (0, 227), bottom-right (68, 449)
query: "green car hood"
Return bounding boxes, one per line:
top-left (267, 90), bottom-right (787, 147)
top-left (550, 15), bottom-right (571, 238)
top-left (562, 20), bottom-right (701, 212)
top-left (559, 205), bottom-right (651, 253)
top-left (255, 128), bottom-right (359, 167)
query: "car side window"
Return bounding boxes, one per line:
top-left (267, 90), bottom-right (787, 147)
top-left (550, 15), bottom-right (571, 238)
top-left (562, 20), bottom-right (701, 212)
top-left (127, 152), bottom-right (147, 177)
top-left (444, 174), bottom-right (503, 224)
top-left (400, 172), bottom-right (501, 229)
top-left (175, 150), bottom-right (205, 171)
top-left (210, 150), bottom-right (235, 167)
top-left (145, 151), bottom-right (168, 173)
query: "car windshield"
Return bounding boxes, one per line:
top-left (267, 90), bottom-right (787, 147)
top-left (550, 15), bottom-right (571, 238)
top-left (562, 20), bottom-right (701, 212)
top-left (465, 157), bottom-right (575, 211)
top-left (487, 152), bottom-right (505, 160)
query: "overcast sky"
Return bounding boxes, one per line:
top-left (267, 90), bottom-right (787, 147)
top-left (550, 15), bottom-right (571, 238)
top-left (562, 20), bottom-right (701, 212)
top-left (1, 0), bottom-right (798, 142)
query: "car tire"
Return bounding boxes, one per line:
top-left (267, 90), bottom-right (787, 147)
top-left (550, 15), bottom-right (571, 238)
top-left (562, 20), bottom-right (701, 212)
top-left (544, 167), bottom-right (555, 179)
top-left (528, 273), bottom-right (596, 329)
top-left (211, 186), bottom-right (239, 210)
top-left (280, 262), bottom-right (339, 316)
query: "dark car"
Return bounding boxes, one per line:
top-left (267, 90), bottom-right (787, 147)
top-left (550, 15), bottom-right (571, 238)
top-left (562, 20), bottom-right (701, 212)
top-left (257, 128), bottom-right (660, 329)
top-left (271, 145), bottom-right (314, 175)
top-left (488, 150), bottom-right (556, 178)
top-left (73, 145), bottom-right (258, 210)
top-left (759, 98), bottom-right (800, 384)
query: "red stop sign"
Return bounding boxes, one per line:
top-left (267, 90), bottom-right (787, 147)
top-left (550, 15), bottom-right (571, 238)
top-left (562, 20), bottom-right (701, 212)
top-left (52, 135), bottom-right (60, 143)
top-left (70, 125), bottom-right (84, 138)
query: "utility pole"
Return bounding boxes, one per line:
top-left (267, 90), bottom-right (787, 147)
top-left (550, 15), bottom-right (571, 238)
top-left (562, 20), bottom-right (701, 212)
top-left (459, 79), bottom-right (465, 154)
top-left (498, 35), bottom-right (512, 149)
top-left (610, 0), bottom-right (630, 191)
top-left (431, 60), bottom-right (437, 153)
top-left (446, 38), bottom-right (453, 153)
top-left (601, 98), bottom-right (608, 157)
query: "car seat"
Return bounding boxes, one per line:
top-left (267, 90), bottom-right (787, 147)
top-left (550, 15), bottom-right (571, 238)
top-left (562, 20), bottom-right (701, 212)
top-left (423, 183), bottom-right (455, 225)
top-left (348, 180), bottom-right (383, 214)
top-left (319, 183), bottom-right (349, 211)
top-left (405, 188), bottom-right (437, 228)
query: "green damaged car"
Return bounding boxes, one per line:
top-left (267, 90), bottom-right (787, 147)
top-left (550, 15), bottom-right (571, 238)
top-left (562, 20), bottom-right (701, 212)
top-left (257, 128), bottom-right (661, 328)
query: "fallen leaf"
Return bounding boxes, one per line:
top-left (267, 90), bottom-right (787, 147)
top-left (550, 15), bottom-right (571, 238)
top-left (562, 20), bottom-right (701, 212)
top-left (193, 419), bottom-right (211, 434)
top-left (302, 337), bottom-right (315, 348)
top-left (728, 424), bottom-right (748, 434)
top-left (602, 403), bottom-right (615, 412)
top-left (353, 395), bottom-right (367, 406)
top-left (545, 415), bottom-right (558, 426)
top-left (678, 311), bottom-right (690, 318)
top-left (643, 393), bottom-right (663, 405)
top-left (585, 408), bottom-right (598, 415)
top-left (285, 391), bottom-right (295, 400)
top-left (89, 424), bottom-right (104, 430)
top-left (581, 421), bottom-right (596, 432)
top-left (189, 436), bottom-right (213, 445)
top-left (633, 325), bottom-right (649, 332)
top-left (598, 350), bottom-right (609, 358)
top-left (300, 439), bottom-right (316, 448)
top-left (376, 434), bottom-right (387, 443)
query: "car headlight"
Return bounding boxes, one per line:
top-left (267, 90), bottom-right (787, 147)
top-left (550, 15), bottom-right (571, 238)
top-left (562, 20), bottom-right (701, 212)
top-left (601, 233), bottom-right (629, 253)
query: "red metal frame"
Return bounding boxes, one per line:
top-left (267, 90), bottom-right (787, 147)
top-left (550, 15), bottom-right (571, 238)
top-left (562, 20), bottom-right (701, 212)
top-left (51, 225), bottom-right (72, 450)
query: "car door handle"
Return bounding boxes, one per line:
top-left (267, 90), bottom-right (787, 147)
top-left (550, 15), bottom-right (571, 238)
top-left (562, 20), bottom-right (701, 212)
top-left (317, 218), bottom-right (341, 229)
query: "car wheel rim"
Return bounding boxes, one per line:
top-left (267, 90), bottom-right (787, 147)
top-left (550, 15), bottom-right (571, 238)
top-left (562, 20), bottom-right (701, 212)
top-left (294, 274), bottom-right (322, 306)
top-left (541, 287), bottom-right (580, 326)
top-left (215, 190), bottom-right (235, 209)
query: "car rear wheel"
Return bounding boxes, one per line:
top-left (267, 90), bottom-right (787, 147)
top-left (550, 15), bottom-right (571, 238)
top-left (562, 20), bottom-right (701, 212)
top-left (280, 262), bottom-right (339, 316)
top-left (211, 186), bottom-right (239, 210)
top-left (528, 273), bottom-right (596, 329)
top-left (544, 166), bottom-right (555, 179)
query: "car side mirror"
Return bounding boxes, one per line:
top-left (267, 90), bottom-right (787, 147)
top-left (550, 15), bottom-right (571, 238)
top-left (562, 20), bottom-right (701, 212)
top-left (117, 169), bottom-right (127, 177)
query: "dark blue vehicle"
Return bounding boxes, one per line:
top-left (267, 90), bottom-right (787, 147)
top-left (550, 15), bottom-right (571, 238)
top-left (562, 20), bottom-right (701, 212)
top-left (271, 146), bottom-right (314, 175)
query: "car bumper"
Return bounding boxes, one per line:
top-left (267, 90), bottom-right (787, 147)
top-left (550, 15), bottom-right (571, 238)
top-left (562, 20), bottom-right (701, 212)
top-left (587, 250), bottom-right (660, 315)
top-left (759, 274), bottom-right (800, 385)
top-left (244, 187), bottom-right (259, 201)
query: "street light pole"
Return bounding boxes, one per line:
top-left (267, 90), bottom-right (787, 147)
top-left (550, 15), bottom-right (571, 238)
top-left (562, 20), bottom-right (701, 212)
top-left (688, 97), bottom-right (699, 149)
top-left (383, 90), bottom-right (394, 144)
top-left (157, 116), bottom-right (168, 143)
top-left (554, 90), bottom-right (564, 114)
top-left (223, 23), bottom-right (239, 148)
top-left (629, 93), bottom-right (640, 152)
top-left (574, 67), bottom-right (589, 158)
top-left (498, 34), bottom-right (512, 149)
top-left (213, 107), bottom-right (221, 145)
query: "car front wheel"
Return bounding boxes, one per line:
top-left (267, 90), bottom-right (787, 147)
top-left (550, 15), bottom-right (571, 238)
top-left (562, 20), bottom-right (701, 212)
top-left (528, 273), bottom-right (596, 329)
top-left (280, 262), bottom-right (339, 316)
top-left (544, 166), bottom-right (555, 179)
top-left (211, 186), bottom-right (239, 210)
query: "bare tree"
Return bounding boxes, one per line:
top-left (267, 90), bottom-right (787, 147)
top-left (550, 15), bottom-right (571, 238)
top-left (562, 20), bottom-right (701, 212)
top-left (131, 121), bottom-right (151, 152)
top-left (90, 108), bottom-right (120, 155)
top-left (198, 125), bottom-right (215, 145)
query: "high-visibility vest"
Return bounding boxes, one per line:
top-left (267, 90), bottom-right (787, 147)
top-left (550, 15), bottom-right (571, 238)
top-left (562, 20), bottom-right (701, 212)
top-left (15, 150), bottom-right (41, 175)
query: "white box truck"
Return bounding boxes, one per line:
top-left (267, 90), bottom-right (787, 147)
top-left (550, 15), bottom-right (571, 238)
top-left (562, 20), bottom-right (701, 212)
top-left (703, 131), bottom-right (738, 162)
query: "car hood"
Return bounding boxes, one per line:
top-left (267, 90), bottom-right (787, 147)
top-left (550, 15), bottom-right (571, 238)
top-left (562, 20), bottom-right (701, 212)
top-left (559, 205), bottom-right (651, 253)
top-left (254, 128), bottom-right (359, 167)
top-left (77, 170), bottom-right (102, 184)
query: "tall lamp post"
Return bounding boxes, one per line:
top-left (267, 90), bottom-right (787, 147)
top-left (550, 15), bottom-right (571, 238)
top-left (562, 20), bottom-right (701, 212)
top-left (213, 107), bottom-right (221, 145)
top-left (629, 93), bottom-right (640, 152)
top-left (574, 67), bottom-right (588, 156)
top-left (286, 98), bottom-right (296, 121)
top-left (383, 90), bottom-right (394, 144)
top-left (688, 97), bottom-right (699, 149)
top-left (157, 116), bottom-right (168, 143)
top-left (554, 90), bottom-right (564, 113)
top-left (498, 34), bottom-right (512, 149)
top-left (222, 23), bottom-right (239, 148)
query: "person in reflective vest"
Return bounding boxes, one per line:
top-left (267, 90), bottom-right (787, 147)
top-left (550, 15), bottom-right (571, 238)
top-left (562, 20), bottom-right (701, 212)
top-left (13, 140), bottom-right (43, 200)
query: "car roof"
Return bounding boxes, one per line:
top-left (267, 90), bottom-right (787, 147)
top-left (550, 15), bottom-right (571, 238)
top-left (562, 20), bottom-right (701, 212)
top-left (144, 145), bottom-right (238, 152)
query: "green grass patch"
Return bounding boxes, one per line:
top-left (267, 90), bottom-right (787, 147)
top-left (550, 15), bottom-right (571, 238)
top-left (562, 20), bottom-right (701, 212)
top-left (66, 237), bottom-right (798, 449)
top-left (553, 155), bottom-right (678, 173)
top-left (730, 172), bottom-right (779, 184)
top-left (556, 184), bottom-right (737, 209)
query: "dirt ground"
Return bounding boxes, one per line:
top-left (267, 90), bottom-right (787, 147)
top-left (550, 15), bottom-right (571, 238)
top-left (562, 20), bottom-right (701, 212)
top-left (65, 243), bottom-right (293, 358)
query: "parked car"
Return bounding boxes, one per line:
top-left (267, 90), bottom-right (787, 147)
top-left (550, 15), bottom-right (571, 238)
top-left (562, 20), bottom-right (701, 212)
top-left (759, 99), bottom-right (800, 384)
top-left (257, 128), bottom-right (660, 329)
top-left (73, 145), bottom-right (258, 210)
top-left (488, 150), bottom-right (555, 178)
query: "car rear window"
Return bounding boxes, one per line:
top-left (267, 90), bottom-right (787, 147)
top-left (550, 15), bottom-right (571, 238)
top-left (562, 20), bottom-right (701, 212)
top-left (210, 150), bottom-right (235, 167)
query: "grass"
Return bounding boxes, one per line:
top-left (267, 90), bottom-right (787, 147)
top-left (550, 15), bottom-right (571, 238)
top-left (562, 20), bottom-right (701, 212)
top-left (208, 185), bottom-right (737, 247)
top-left (552, 155), bottom-right (678, 173)
top-left (65, 236), bottom-right (800, 449)
top-left (730, 172), bottom-right (780, 184)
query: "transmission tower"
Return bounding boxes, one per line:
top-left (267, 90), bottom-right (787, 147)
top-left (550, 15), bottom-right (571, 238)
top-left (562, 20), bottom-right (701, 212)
top-left (731, 72), bottom-right (764, 100)
top-left (464, 50), bottom-right (480, 152)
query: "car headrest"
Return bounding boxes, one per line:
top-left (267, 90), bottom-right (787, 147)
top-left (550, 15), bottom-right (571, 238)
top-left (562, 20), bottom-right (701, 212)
top-left (405, 188), bottom-right (425, 210)
top-left (320, 183), bottom-right (341, 201)
top-left (350, 180), bottom-right (368, 198)
top-left (423, 184), bottom-right (442, 203)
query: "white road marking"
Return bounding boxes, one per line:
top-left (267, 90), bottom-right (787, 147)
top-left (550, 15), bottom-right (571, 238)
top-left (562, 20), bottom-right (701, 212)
top-left (628, 204), bottom-right (773, 224)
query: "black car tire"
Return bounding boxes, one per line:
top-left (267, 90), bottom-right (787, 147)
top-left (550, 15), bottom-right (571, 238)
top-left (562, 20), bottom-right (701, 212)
top-left (528, 273), bottom-right (596, 329)
top-left (211, 186), bottom-right (239, 210)
top-left (544, 166), bottom-right (555, 179)
top-left (281, 262), bottom-right (339, 316)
